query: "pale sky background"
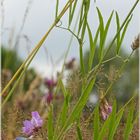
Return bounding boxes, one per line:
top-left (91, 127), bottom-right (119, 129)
top-left (1, 0), bottom-right (140, 77)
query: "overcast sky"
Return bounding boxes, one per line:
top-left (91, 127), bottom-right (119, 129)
top-left (2, 0), bottom-right (139, 77)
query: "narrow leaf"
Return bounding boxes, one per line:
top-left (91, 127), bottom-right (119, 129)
top-left (79, 43), bottom-right (85, 75)
top-left (109, 109), bottom-right (124, 140)
top-left (76, 121), bottom-right (83, 140)
top-left (55, 0), bottom-right (59, 19)
top-left (47, 106), bottom-right (54, 140)
top-left (115, 12), bottom-right (120, 53)
top-left (123, 104), bottom-right (135, 140)
top-left (87, 23), bottom-right (99, 71)
top-left (98, 116), bottom-right (110, 140)
top-left (119, 15), bottom-right (132, 48)
top-left (96, 7), bottom-right (104, 60)
top-left (102, 11), bottom-right (114, 53)
top-left (93, 104), bottom-right (100, 140)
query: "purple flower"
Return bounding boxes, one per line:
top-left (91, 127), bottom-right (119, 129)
top-left (100, 101), bottom-right (112, 121)
top-left (44, 92), bottom-right (53, 104)
top-left (22, 120), bottom-right (34, 136)
top-left (22, 111), bottom-right (43, 136)
top-left (44, 78), bottom-right (57, 90)
top-left (107, 105), bottom-right (112, 114)
top-left (31, 111), bottom-right (43, 127)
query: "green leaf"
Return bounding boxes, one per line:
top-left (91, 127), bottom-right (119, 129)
top-left (119, 15), bottom-right (132, 48)
top-left (93, 104), bottom-right (100, 140)
top-left (109, 101), bottom-right (117, 132)
top-left (55, 80), bottom-right (69, 127)
top-left (116, 14), bottom-right (132, 54)
top-left (68, 0), bottom-right (78, 28)
top-left (67, 78), bottom-right (95, 124)
top-left (79, 42), bottom-right (85, 76)
top-left (123, 104), bottom-right (135, 140)
top-left (87, 23), bottom-right (99, 71)
top-left (78, 1), bottom-right (84, 36)
top-left (96, 7), bottom-right (104, 41)
top-left (55, 0), bottom-right (59, 19)
top-left (98, 116), bottom-right (111, 140)
top-left (59, 79), bottom-right (67, 97)
top-left (56, 77), bottom-right (96, 140)
top-left (102, 10), bottom-right (114, 56)
top-left (115, 12), bottom-right (120, 52)
top-left (103, 0), bottom-right (139, 58)
top-left (59, 95), bottom-right (70, 127)
top-left (109, 108), bottom-right (124, 140)
top-left (97, 9), bottom-right (114, 60)
top-left (53, 94), bottom-right (70, 139)
top-left (87, 23), bottom-right (93, 51)
top-left (96, 7), bottom-right (104, 60)
top-left (47, 106), bottom-right (54, 140)
top-left (76, 121), bottom-right (83, 140)
top-left (68, 0), bottom-right (72, 27)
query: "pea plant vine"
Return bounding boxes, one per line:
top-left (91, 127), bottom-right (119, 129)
top-left (1, 0), bottom-right (139, 140)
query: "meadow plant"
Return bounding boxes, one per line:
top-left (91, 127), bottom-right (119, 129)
top-left (1, 0), bottom-right (139, 139)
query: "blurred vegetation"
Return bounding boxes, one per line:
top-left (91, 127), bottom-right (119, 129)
top-left (1, 46), bottom-right (37, 91)
top-left (84, 43), bottom-right (139, 103)
top-left (1, 46), bottom-right (23, 74)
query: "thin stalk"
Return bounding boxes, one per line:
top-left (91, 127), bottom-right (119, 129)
top-left (1, 44), bottom-right (40, 107)
top-left (117, 93), bottom-right (137, 116)
top-left (103, 0), bottom-right (139, 60)
top-left (85, 50), bottom-right (134, 126)
top-left (103, 50), bottom-right (134, 98)
top-left (1, 0), bottom-right (75, 96)
top-left (53, 6), bottom-right (81, 139)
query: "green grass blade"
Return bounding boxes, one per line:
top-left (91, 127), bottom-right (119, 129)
top-left (116, 14), bottom-right (132, 54)
top-left (58, 80), bottom-right (69, 126)
top-left (123, 104), bottom-right (135, 140)
top-left (87, 23), bottom-right (93, 51)
top-left (115, 12), bottom-right (120, 54)
top-left (109, 108), bottom-right (124, 140)
top-left (99, 10), bottom-right (114, 61)
top-left (55, 79), bottom-right (69, 127)
top-left (96, 7), bottom-right (104, 60)
top-left (93, 104), bottom-right (100, 140)
top-left (53, 81), bottom-right (70, 139)
top-left (56, 77), bottom-right (96, 140)
top-left (55, 0), bottom-right (59, 19)
top-left (96, 7), bottom-right (104, 39)
top-left (59, 79), bottom-right (67, 97)
top-left (79, 42), bottom-right (85, 76)
top-left (76, 121), bottom-right (83, 140)
top-left (68, 0), bottom-right (78, 28)
top-left (59, 95), bottom-right (70, 127)
top-left (78, 1), bottom-right (84, 36)
top-left (108, 101), bottom-right (117, 132)
top-left (103, 0), bottom-right (139, 59)
top-left (119, 15), bottom-right (132, 49)
top-left (101, 11), bottom-right (114, 58)
top-left (97, 116), bottom-right (110, 140)
top-left (87, 23), bottom-right (99, 71)
top-left (47, 106), bottom-right (54, 140)
top-left (68, 0), bottom-right (72, 27)
top-left (1, 0), bottom-right (75, 99)
top-left (71, 0), bottom-right (78, 17)
top-left (81, 17), bottom-right (87, 41)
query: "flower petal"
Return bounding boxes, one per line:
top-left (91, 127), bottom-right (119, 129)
top-left (31, 111), bottom-right (43, 127)
top-left (22, 120), bottom-right (34, 136)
